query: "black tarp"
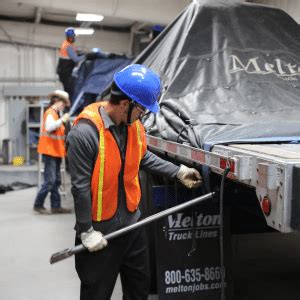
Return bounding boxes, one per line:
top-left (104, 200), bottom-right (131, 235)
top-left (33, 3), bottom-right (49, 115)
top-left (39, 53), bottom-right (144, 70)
top-left (73, 55), bottom-right (132, 111)
top-left (134, 0), bottom-right (300, 149)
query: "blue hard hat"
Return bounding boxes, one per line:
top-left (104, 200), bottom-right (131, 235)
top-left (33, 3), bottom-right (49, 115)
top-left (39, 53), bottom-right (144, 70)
top-left (152, 25), bottom-right (165, 33)
top-left (114, 64), bottom-right (161, 113)
top-left (65, 27), bottom-right (75, 37)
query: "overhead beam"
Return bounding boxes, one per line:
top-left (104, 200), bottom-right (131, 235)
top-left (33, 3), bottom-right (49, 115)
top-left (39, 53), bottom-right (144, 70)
top-left (34, 6), bottom-right (42, 24)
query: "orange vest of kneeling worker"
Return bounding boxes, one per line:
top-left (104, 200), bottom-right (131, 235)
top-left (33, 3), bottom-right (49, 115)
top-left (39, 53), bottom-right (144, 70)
top-left (74, 102), bottom-right (147, 221)
top-left (38, 107), bottom-right (66, 158)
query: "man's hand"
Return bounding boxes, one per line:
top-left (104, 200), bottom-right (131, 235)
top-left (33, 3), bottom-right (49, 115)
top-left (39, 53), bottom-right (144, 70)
top-left (80, 228), bottom-right (108, 252)
top-left (61, 113), bottom-right (70, 123)
top-left (176, 165), bottom-right (202, 189)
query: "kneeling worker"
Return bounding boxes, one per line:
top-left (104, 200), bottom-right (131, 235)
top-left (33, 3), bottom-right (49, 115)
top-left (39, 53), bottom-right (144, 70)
top-left (33, 90), bottom-right (72, 214)
top-left (67, 64), bottom-right (202, 299)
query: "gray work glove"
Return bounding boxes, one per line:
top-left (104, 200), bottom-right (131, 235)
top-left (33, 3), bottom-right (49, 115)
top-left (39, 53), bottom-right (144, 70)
top-left (80, 227), bottom-right (108, 252)
top-left (176, 165), bottom-right (202, 189)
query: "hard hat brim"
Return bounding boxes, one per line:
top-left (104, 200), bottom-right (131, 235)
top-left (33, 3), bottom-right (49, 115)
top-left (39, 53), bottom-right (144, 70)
top-left (48, 91), bottom-right (71, 107)
top-left (147, 101), bottom-right (160, 113)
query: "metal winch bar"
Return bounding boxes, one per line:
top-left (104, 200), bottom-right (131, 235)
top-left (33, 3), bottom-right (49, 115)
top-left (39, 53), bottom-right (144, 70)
top-left (50, 192), bottom-right (215, 264)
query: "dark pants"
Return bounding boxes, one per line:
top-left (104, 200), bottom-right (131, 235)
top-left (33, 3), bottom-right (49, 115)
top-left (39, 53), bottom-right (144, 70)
top-left (34, 155), bottom-right (62, 209)
top-left (58, 72), bottom-right (74, 104)
top-left (75, 228), bottom-right (150, 300)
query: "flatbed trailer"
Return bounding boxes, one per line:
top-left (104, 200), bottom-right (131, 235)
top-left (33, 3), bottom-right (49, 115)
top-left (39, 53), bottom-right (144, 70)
top-left (147, 135), bottom-right (300, 233)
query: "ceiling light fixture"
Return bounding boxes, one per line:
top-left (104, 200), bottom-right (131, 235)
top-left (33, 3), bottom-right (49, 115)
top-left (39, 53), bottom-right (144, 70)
top-left (74, 28), bottom-right (95, 35)
top-left (76, 13), bottom-right (104, 22)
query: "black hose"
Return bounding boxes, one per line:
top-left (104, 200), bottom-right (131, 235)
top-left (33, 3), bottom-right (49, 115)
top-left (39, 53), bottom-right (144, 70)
top-left (219, 163), bottom-right (231, 300)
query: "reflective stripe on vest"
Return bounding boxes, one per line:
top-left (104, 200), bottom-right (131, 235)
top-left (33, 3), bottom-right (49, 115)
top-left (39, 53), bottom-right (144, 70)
top-left (135, 122), bottom-right (142, 187)
top-left (96, 127), bottom-right (105, 220)
top-left (37, 108), bottom-right (66, 157)
top-left (40, 133), bottom-right (65, 140)
top-left (59, 40), bottom-right (76, 58)
top-left (73, 102), bottom-right (147, 221)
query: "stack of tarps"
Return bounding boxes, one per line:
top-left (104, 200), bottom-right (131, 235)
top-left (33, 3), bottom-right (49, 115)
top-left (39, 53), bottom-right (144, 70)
top-left (134, 0), bottom-right (300, 150)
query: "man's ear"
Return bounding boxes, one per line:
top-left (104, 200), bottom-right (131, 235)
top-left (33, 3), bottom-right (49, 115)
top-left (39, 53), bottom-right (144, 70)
top-left (120, 99), bottom-right (130, 110)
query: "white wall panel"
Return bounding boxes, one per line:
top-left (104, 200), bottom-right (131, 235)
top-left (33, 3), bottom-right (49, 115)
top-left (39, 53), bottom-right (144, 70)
top-left (32, 48), bottom-right (58, 82)
top-left (0, 20), bottom-right (130, 84)
top-left (0, 43), bottom-right (57, 83)
top-left (0, 45), bottom-right (21, 79)
top-left (0, 98), bottom-right (9, 142)
top-left (0, 20), bottom-right (130, 148)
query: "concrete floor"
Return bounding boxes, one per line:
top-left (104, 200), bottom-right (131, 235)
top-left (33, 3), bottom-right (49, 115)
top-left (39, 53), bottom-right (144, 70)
top-left (0, 187), bottom-right (123, 300)
top-left (2, 183), bottom-right (300, 299)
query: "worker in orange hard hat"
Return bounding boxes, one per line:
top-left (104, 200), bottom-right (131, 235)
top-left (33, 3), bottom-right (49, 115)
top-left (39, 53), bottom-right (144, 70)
top-left (33, 90), bottom-right (72, 214)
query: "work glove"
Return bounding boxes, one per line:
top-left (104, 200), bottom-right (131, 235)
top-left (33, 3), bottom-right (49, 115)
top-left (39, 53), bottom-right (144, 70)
top-left (61, 113), bottom-right (70, 123)
top-left (176, 165), bottom-right (202, 189)
top-left (80, 227), bottom-right (108, 252)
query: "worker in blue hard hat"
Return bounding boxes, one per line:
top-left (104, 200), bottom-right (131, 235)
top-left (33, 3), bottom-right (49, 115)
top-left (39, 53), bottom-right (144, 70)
top-left (66, 64), bottom-right (202, 300)
top-left (56, 27), bottom-right (86, 105)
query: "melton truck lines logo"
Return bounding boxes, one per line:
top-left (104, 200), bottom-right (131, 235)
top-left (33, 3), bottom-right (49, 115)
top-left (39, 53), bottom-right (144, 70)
top-left (229, 54), bottom-right (300, 81)
top-left (166, 213), bottom-right (220, 241)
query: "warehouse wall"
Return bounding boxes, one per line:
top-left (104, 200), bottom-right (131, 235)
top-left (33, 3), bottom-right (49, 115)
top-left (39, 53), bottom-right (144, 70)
top-left (0, 42), bottom-right (58, 143)
top-left (0, 20), bottom-right (131, 150)
top-left (0, 0), bottom-right (299, 154)
top-left (0, 20), bottom-right (130, 86)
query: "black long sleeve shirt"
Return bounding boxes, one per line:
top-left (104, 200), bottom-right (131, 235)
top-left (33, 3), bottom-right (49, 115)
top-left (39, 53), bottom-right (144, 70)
top-left (67, 107), bottom-right (180, 236)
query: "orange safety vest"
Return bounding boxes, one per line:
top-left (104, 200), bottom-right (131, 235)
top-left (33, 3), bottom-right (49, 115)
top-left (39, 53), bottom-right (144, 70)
top-left (37, 107), bottom-right (66, 157)
top-left (59, 40), bottom-right (76, 59)
top-left (73, 102), bottom-right (147, 221)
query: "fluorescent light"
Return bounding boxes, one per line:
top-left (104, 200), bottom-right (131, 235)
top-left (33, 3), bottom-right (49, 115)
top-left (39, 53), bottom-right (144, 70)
top-left (74, 28), bottom-right (95, 35)
top-left (76, 13), bottom-right (104, 22)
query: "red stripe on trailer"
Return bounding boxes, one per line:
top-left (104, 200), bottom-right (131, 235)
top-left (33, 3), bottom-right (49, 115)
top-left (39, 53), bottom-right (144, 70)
top-left (149, 137), bottom-right (158, 147)
top-left (220, 158), bottom-right (235, 173)
top-left (166, 143), bottom-right (177, 153)
top-left (191, 150), bottom-right (205, 163)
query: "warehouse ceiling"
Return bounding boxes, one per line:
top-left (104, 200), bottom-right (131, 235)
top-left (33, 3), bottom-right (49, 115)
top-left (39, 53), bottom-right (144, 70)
top-left (3, 0), bottom-right (297, 55)
top-left (0, 0), bottom-right (192, 32)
